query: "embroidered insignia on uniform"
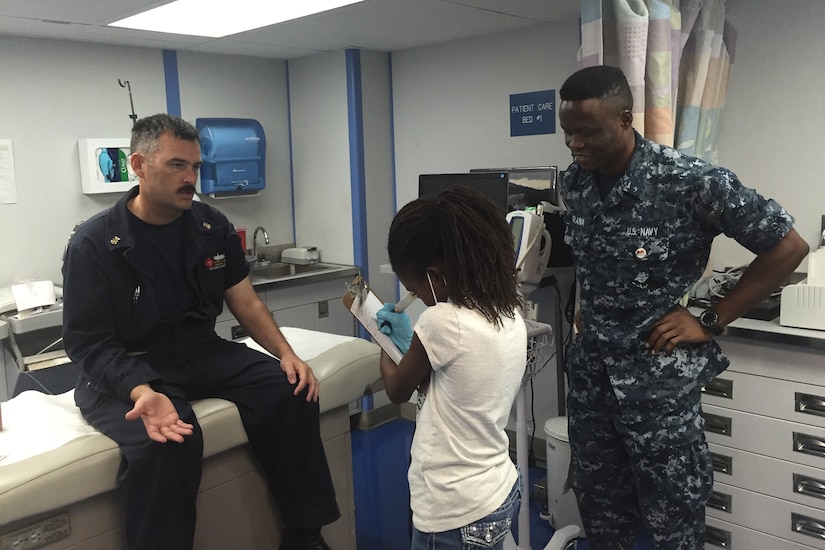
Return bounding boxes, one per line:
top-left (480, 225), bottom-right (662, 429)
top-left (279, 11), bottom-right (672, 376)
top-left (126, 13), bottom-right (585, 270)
top-left (205, 253), bottom-right (226, 271)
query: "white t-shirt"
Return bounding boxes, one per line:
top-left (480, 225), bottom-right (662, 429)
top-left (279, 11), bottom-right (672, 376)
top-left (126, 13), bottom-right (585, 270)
top-left (409, 302), bottom-right (527, 533)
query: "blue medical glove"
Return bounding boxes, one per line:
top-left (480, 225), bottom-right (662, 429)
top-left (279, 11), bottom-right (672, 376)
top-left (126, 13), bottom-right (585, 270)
top-left (376, 302), bottom-right (412, 355)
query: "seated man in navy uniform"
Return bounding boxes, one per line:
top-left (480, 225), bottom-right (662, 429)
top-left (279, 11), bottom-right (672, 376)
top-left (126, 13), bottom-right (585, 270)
top-left (62, 113), bottom-right (339, 550)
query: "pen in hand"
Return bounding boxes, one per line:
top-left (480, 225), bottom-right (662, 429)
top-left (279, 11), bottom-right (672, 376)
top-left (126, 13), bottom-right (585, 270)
top-left (379, 291), bottom-right (417, 328)
top-left (393, 291), bottom-right (417, 313)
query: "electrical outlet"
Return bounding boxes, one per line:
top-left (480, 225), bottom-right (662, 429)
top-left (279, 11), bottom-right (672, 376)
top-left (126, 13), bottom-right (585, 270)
top-left (0, 513), bottom-right (70, 550)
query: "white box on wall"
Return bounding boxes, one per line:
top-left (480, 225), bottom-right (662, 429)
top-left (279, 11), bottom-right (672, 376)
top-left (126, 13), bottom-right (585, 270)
top-left (78, 138), bottom-right (136, 194)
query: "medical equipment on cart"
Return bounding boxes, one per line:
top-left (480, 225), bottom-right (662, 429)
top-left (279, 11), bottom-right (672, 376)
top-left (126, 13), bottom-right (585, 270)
top-left (507, 209), bottom-right (552, 292)
top-left (508, 206), bottom-right (582, 550)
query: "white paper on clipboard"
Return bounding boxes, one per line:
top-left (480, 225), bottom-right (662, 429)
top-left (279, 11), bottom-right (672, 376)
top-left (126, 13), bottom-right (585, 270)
top-left (343, 275), bottom-right (404, 364)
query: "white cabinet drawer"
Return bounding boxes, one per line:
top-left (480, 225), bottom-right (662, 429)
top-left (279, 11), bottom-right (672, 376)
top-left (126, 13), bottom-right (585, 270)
top-left (709, 443), bottom-right (825, 510)
top-left (703, 404), bottom-right (825, 469)
top-left (703, 370), bottom-right (825, 429)
top-left (706, 516), bottom-right (815, 550)
top-left (706, 481), bottom-right (825, 549)
top-left (272, 304), bottom-right (317, 332)
top-left (264, 277), bottom-right (351, 311)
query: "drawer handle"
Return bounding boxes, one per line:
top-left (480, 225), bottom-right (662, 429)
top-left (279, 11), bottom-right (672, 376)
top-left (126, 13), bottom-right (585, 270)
top-left (792, 512), bottom-right (825, 540)
top-left (794, 473), bottom-right (825, 501)
top-left (796, 392), bottom-right (825, 418)
top-left (318, 300), bottom-right (329, 319)
top-left (794, 432), bottom-right (825, 460)
top-left (702, 378), bottom-right (734, 399)
top-left (710, 452), bottom-right (733, 475)
top-left (231, 325), bottom-right (249, 340)
top-left (706, 525), bottom-right (731, 548)
top-left (703, 413), bottom-right (732, 436)
top-left (707, 490), bottom-right (732, 513)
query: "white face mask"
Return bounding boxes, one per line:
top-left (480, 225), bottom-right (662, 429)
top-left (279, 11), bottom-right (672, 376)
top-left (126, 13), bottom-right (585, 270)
top-left (426, 271), bottom-right (449, 305)
top-left (426, 271), bottom-right (438, 305)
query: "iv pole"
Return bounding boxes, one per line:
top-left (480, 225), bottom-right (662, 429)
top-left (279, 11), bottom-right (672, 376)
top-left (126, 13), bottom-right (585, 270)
top-left (118, 79), bottom-right (138, 127)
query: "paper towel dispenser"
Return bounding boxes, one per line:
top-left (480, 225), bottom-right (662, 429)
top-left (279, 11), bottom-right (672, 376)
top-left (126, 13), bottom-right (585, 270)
top-left (196, 118), bottom-right (266, 198)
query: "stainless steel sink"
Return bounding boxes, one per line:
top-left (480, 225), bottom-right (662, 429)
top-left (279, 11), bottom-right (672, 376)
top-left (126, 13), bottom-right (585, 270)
top-left (249, 262), bottom-right (345, 283)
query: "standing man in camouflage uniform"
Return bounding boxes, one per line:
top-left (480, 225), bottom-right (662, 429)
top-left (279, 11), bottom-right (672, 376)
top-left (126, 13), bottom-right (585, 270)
top-left (557, 65), bottom-right (809, 549)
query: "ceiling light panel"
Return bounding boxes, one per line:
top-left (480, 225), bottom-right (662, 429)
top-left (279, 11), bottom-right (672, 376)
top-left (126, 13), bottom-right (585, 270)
top-left (109, 0), bottom-right (365, 38)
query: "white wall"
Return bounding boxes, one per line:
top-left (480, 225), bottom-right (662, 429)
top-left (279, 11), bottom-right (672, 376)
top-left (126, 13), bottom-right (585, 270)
top-left (391, 20), bottom-right (580, 210)
top-left (288, 51), bottom-right (354, 266)
top-left (177, 52), bottom-right (293, 248)
top-left (0, 37), bottom-right (166, 285)
top-left (390, 19), bottom-right (582, 439)
top-left (359, 51), bottom-right (396, 303)
top-left (712, 0), bottom-right (825, 269)
top-left (0, 37), bottom-right (292, 286)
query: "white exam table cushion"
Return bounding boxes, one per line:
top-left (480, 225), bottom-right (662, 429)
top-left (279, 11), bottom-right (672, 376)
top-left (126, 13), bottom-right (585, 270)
top-left (0, 328), bottom-right (380, 527)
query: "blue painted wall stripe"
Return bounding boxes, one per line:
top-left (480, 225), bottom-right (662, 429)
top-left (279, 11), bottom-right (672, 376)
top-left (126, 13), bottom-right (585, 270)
top-left (286, 61), bottom-right (297, 244)
top-left (387, 53), bottom-right (399, 301)
top-left (346, 49), bottom-right (369, 277)
top-left (162, 50), bottom-right (181, 117)
top-left (346, 48), bottom-right (370, 340)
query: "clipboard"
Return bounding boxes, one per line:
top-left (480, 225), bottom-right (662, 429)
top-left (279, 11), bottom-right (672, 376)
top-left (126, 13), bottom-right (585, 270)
top-left (343, 275), bottom-right (404, 364)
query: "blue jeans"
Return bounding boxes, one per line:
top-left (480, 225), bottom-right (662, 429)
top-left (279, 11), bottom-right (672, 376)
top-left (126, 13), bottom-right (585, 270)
top-left (410, 474), bottom-right (521, 550)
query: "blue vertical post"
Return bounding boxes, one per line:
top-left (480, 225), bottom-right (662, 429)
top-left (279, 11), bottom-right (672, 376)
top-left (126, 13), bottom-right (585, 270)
top-left (387, 53), bottom-right (399, 301)
top-left (286, 61), bottom-right (298, 243)
top-left (162, 50), bottom-right (181, 117)
top-left (346, 49), bottom-right (370, 341)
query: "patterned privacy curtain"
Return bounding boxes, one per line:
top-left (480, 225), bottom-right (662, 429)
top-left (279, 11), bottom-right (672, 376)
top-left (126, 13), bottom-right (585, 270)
top-left (578, 0), bottom-right (736, 162)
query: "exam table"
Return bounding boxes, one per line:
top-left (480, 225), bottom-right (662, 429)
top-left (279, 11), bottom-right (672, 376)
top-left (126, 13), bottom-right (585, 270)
top-left (0, 328), bottom-right (381, 550)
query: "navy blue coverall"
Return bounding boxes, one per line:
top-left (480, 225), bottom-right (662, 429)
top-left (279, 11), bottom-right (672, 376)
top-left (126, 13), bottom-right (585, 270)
top-left (62, 186), bottom-right (339, 550)
top-left (561, 133), bottom-right (795, 549)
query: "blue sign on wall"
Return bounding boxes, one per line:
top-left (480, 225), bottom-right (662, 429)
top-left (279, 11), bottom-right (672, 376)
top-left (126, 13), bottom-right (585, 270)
top-left (510, 90), bottom-right (555, 137)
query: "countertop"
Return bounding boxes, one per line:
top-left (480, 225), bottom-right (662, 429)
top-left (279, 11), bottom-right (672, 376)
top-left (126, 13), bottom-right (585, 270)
top-left (249, 263), bottom-right (359, 290)
top-left (0, 265), bottom-right (361, 341)
top-left (686, 306), bottom-right (825, 351)
top-left (721, 315), bottom-right (825, 351)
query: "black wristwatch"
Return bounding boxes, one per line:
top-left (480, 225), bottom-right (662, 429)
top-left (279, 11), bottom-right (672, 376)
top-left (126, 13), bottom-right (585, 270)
top-left (698, 308), bottom-right (723, 335)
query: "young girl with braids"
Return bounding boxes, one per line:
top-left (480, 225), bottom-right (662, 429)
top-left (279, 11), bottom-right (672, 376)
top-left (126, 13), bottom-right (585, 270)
top-left (377, 186), bottom-right (527, 550)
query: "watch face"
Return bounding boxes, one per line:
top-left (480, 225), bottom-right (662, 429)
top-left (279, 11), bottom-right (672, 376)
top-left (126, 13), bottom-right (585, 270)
top-left (701, 309), bottom-right (719, 328)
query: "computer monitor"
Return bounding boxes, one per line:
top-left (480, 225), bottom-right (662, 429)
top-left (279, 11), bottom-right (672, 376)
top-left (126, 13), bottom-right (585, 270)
top-left (418, 172), bottom-right (510, 213)
top-left (471, 166), bottom-right (572, 268)
top-left (471, 166), bottom-right (560, 210)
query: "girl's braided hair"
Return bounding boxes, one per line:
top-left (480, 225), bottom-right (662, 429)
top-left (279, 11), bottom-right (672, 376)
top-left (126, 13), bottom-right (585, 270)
top-left (388, 186), bottom-right (522, 327)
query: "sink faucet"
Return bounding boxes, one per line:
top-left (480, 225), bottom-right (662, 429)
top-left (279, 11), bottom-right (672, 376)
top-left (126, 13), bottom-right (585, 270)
top-left (252, 226), bottom-right (270, 262)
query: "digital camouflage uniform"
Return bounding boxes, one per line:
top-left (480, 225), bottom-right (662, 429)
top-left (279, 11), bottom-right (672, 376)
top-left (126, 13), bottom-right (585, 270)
top-left (561, 132), bottom-right (795, 550)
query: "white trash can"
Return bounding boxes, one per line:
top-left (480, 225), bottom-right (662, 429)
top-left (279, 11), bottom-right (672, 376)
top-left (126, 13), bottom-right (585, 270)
top-left (544, 416), bottom-right (585, 533)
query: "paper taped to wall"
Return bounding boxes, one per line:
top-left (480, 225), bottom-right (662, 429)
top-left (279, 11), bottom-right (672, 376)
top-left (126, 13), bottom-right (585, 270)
top-left (342, 275), bottom-right (404, 364)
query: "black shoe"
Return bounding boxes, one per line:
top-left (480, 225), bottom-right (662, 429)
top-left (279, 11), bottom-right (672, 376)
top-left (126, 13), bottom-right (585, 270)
top-left (279, 527), bottom-right (332, 550)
